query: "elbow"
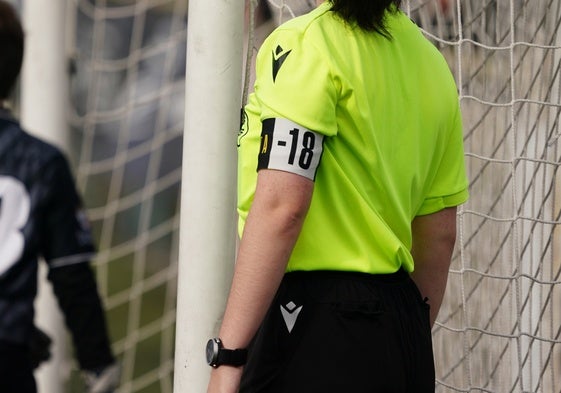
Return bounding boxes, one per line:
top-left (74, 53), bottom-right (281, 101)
top-left (252, 170), bottom-right (314, 234)
top-left (270, 201), bottom-right (310, 235)
top-left (442, 225), bottom-right (457, 249)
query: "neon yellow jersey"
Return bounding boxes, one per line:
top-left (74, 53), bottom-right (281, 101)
top-left (237, 3), bottom-right (469, 274)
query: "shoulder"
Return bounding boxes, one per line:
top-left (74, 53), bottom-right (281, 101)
top-left (17, 130), bottom-right (66, 168)
top-left (0, 120), bottom-right (70, 183)
top-left (5, 120), bottom-right (66, 160)
top-left (274, 2), bottom-right (332, 32)
top-left (261, 3), bottom-right (335, 54)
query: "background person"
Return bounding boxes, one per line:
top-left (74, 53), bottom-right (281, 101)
top-left (0, 1), bottom-right (119, 392)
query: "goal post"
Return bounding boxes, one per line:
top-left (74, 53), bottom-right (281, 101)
top-left (20, 1), bottom-right (71, 392)
top-left (173, 0), bottom-right (244, 392)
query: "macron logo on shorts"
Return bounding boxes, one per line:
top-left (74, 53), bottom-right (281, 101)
top-left (280, 301), bottom-right (303, 333)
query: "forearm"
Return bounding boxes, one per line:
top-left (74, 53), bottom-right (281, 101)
top-left (410, 207), bottom-right (457, 327)
top-left (219, 204), bottom-right (302, 348)
top-left (208, 170), bottom-right (312, 393)
top-left (410, 256), bottom-right (451, 327)
top-left (208, 210), bottom-right (302, 393)
top-left (48, 262), bottom-right (114, 369)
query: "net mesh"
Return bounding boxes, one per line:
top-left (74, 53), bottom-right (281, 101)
top-left (68, 0), bottom-right (187, 392)
top-left (409, 1), bottom-right (561, 391)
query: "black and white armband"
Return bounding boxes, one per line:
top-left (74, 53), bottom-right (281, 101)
top-left (258, 118), bottom-right (324, 181)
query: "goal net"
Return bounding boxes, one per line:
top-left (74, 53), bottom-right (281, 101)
top-left (244, 1), bottom-right (561, 392)
top-left (67, 1), bottom-right (187, 392)
top-left (405, 1), bottom-right (561, 392)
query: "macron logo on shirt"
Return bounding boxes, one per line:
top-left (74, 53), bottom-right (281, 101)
top-left (272, 45), bottom-right (292, 82)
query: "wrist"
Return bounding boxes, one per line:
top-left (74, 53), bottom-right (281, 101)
top-left (208, 365), bottom-right (243, 393)
top-left (206, 338), bottom-right (248, 368)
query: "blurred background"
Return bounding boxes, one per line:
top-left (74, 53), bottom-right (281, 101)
top-left (8, 1), bottom-right (186, 392)
top-left (65, 1), bottom-right (186, 391)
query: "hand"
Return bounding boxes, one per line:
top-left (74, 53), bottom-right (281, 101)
top-left (207, 366), bottom-right (244, 393)
top-left (82, 362), bottom-right (121, 393)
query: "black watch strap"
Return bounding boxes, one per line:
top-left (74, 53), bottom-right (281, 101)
top-left (217, 348), bottom-right (248, 367)
top-left (207, 338), bottom-right (248, 368)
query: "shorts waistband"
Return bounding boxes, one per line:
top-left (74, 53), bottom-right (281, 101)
top-left (283, 267), bottom-right (409, 284)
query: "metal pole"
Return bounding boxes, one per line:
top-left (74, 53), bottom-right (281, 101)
top-left (173, 0), bottom-right (244, 391)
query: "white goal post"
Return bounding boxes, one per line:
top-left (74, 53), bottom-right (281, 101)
top-left (173, 0), bottom-right (243, 392)
top-left (20, 1), bottom-right (71, 393)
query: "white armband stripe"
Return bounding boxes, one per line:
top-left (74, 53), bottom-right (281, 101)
top-left (258, 118), bottom-right (324, 181)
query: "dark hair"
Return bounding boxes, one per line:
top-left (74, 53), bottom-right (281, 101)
top-left (329, 0), bottom-right (402, 37)
top-left (0, 1), bottom-right (24, 100)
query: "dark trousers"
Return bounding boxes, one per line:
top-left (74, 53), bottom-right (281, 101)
top-left (240, 269), bottom-right (435, 393)
top-left (0, 340), bottom-right (37, 393)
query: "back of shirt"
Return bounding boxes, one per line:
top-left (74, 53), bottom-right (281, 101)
top-left (238, 3), bottom-right (469, 274)
top-left (0, 112), bottom-right (95, 344)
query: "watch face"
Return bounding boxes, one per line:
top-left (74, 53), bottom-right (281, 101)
top-left (206, 338), bottom-right (219, 366)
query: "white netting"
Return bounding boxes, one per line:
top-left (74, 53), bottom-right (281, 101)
top-left (68, 0), bottom-right (187, 392)
top-left (248, 1), bottom-right (561, 392)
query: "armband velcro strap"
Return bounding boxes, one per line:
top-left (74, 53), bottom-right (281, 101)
top-left (258, 118), bottom-right (324, 181)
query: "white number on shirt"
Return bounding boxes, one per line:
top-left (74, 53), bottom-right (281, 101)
top-left (0, 176), bottom-right (31, 276)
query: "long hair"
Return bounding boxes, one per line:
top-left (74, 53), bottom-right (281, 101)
top-left (0, 1), bottom-right (24, 100)
top-left (329, 0), bottom-right (402, 37)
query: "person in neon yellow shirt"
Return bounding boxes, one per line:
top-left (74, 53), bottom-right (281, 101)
top-left (207, 0), bottom-right (468, 391)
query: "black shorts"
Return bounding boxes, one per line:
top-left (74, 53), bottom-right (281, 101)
top-left (239, 269), bottom-right (435, 393)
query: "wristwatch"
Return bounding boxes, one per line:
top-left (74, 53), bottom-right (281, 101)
top-left (205, 338), bottom-right (248, 368)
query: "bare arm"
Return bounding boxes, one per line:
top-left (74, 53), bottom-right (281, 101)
top-left (410, 206), bottom-right (458, 327)
top-left (207, 169), bottom-right (314, 393)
